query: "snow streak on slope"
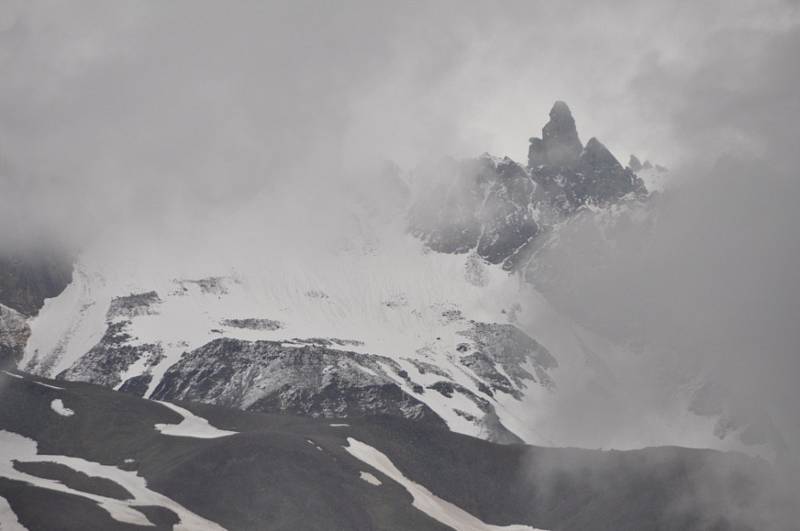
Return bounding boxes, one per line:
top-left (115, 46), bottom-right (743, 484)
top-left (154, 401), bottom-right (237, 439)
top-left (0, 430), bottom-right (226, 530)
top-left (21, 268), bottom-right (112, 378)
top-left (345, 438), bottom-right (547, 531)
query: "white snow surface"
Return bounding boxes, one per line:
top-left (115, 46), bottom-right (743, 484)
top-left (50, 399), bottom-right (74, 417)
top-left (33, 381), bottom-right (63, 391)
top-left (154, 401), bottom-right (238, 439)
top-left (359, 471), bottom-right (382, 486)
top-left (0, 430), bottom-right (226, 530)
top-left (0, 495), bottom-right (26, 531)
top-left (344, 438), bottom-right (546, 531)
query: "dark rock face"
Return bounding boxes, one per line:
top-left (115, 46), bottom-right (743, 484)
top-left (220, 318), bottom-right (283, 331)
top-left (250, 383), bottom-right (437, 425)
top-left (149, 338), bottom-right (448, 429)
top-left (529, 103), bottom-right (647, 214)
top-left (410, 101), bottom-right (647, 267)
top-left (0, 304), bottom-right (29, 368)
top-left (57, 321), bottom-right (163, 388)
top-left (533, 137), bottom-right (647, 213)
top-left (0, 250), bottom-right (73, 316)
top-left (106, 291), bottom-right (162, 320)
top-left (458, 322), bottom-right (558, 399)
top-left (409, 155), bottom-right (539, 269)
top-left (529, 100), bottom-right (583, 168)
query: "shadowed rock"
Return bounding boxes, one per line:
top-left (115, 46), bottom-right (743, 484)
top-left (529, 101), bottom-right (583, 168)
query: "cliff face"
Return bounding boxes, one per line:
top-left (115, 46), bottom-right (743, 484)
top-left (0, 304), bottom-right (29, 368)
top-left (410, 102), bottom-right (648, 270)
top-left (0, 250), bottom-right (73, 317)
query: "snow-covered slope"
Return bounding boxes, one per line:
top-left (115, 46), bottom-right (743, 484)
top-left (18, 221), bottom-right (767, 458)
top-left (21, 227), bottom-right (559, 443)
top-left (15, 101), bottom-right (778, 460)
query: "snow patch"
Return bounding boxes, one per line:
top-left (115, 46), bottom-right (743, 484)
top-left (329, 423), bottom-right (350, 428)
top-left (33, 381), bottom-right (64, 390)
top-left (50, 399), bottom-right (74, 417)
top-left (0, 430), bottom-right (225, 530)
top-left (1, 371), bottom-right (23, 380)
top-left (154, 401), bottom-right (237, 439)
top-left (359, 471), bottom-right (382, 486)
top-left (305, 439), bottom-right (323, 451)
top-left (344, 438), bottom-right (546, 531)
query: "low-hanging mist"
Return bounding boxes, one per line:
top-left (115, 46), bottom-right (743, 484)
top-left (1, 2), bottom-right (799, 529)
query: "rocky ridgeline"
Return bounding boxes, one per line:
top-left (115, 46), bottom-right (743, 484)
top-left (410, 101), bottom-right (648, 269)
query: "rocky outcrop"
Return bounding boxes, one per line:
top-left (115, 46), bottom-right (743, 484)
top-left (529, 103), bottom-right (647, 213)
top-left (528, 100), bottom-right (583, 168)
top-left (149, 338), bottom-right (448, 428)
top-left (410, 101), bottom-right (647, 268)
top-left (106, 291), bottom-right (162, 320)
top-left (142, 332), bottom-right (535, 443)
top-left (0, 304), bottom-right (29, 368)
top-left (533, 137), bottom-right (646, 213)
top-left (628, 154), bottom-right (643, 172)
top-left (220, 318), bottom-right (283, 331)
top-left (458, 322), bottom-right (557, 398)
top-left (0, 250), bottom-right (73, 316)
top-left (409, 155), bottom-right (539, 269)
top-left (57, 320), bottom-right (163, 388)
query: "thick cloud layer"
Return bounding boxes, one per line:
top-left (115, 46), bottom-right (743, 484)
top-left (1, 0), bottom-right (798, 451)
top-left (527, 4), bottom-right (800, 474)
top-left (2, 1), bottom-right (795, 247)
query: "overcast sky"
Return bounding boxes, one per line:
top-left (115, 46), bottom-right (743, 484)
top-left (1, 2), bottom-right (800, 510)
top-left (1, 0), bottom-right (798, 246)
top-left (2, 0), bottom-right (800, 449)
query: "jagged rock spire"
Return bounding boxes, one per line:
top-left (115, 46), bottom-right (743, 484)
top-left (528, 101), bottom-right (583, 169)
top-left (628, 154), bottom-right (643, 172)
top-left (583, 137), bottom-right (623, 172)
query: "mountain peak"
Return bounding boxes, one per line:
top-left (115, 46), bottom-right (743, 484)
top-left (528, 101), bottom-right (583, 168)
top-left (548, 100), bottom-right (573, 121)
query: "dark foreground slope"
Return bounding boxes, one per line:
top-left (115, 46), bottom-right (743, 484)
top-left (0, 370), bottom-right (795, 531)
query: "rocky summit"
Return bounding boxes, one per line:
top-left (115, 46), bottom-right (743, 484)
top-left (528, 100), bottom-right (584, 169)
top-left (410, 101), bottom-right (648, 269)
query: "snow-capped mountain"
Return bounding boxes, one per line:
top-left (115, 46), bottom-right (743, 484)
top-left (10, 102), bottom-right (778, 460)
